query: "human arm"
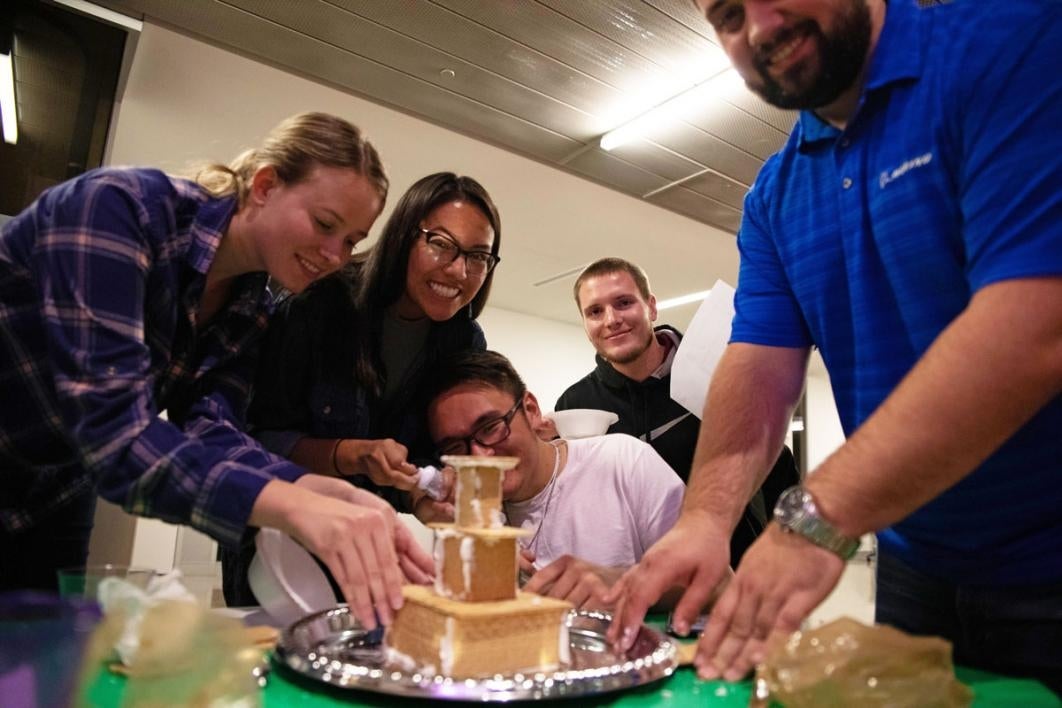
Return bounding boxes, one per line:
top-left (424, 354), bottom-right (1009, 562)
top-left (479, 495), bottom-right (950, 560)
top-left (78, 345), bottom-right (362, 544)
top-left (606, 343), bottom-right (808, 648)
top-left (696, 277), bottom-right (1062, 681)
top-left (289, 436), bottom-right (419, 489)
top-left (248, 285), bottom-right (418, 489)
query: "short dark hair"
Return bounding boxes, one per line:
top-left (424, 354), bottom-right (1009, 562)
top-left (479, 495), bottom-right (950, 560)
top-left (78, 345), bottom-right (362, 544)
top-left (572, 257), bottom-right (652, 310)
top-left (424, 350), bottom-right (526, 410)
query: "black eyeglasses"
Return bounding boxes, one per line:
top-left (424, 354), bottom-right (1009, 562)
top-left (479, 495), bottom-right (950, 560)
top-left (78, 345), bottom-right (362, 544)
top-left (419, 228), bottom-right (499, 276)
top-left (437, 397), bottom-right (523, 457)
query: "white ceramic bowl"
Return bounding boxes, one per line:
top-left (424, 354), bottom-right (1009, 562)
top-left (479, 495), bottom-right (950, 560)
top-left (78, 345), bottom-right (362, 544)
top-left (248, 528), bottom-right (335, 627)
top-left (547, 409), bottom-right (619, 439)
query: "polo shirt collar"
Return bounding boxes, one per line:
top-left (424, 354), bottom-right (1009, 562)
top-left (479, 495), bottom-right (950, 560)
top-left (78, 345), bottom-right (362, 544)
top-left (796, 0), bottom-right (926, 148)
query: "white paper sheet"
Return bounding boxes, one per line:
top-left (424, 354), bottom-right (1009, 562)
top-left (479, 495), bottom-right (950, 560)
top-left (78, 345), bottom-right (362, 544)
top-left (670, 280), bottom-right (736, 419)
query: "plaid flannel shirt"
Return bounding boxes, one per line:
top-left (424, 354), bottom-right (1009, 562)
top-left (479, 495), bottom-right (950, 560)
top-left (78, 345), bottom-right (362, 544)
top-left (0, 168), bottom-right (304, 546)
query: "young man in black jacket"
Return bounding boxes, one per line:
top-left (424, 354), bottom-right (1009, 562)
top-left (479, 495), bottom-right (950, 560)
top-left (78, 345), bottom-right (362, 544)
top-left (556, 258), bottom-right (799, 563)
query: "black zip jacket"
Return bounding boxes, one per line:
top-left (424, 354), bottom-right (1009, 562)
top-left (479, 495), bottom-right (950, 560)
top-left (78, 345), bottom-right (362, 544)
top-left (556, 325), bottom-right (799, 563)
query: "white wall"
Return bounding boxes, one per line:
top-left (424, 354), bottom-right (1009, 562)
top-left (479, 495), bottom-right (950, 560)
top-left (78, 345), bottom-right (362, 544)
top-left (478, 306), bottom-right (595, 412)
top-left (805, 352), bottom-right (846, 471)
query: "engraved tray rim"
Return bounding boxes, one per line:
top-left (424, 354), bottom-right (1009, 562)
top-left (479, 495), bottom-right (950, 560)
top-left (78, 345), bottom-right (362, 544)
top-left (274, 605), bottom-right (678, 701)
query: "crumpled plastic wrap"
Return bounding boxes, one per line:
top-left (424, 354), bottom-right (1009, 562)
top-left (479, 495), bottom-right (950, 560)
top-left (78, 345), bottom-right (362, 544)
top-left (76, 579), bottom-right (264, 708)
top-left (751, 617), bottom-right (973, 708)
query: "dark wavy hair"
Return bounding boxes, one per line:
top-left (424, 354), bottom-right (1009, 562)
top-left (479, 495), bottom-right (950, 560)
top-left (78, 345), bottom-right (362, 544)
top-left (351, 172), bottom-right (502, 395)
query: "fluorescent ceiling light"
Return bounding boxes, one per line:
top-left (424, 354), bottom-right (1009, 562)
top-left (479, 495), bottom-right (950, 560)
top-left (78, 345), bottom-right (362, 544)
top-left (599, 68), bottom-right (739, 152)
top-left (656, 289), bottom-right (712, 311)
top-left (0, 50), bottom-right (16, 145)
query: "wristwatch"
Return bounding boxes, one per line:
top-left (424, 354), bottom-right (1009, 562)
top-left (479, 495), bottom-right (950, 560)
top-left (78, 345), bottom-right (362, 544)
top-left (773, 485), bottom-right (860, 560)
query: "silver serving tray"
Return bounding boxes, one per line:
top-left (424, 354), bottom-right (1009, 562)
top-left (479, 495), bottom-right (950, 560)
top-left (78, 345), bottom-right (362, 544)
top-left (274, 605), bottom-right (677, 701)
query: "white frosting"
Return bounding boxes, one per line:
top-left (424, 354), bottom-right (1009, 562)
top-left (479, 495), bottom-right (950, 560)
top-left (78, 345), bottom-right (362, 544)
top-left (489, 507), bottom-right (505, 528)
top-left (385, 646), bottom-right (418, 672)
top-left (470, 498), bottom-right (483, 526)
top-left (459, 536), bottom-right (475, 594)
top-left (432, 535), bottom-right (445, 595)
top-left (439, 617), bottom-right (455, 676)
top-left (558, 621), bottom-right (571, 665)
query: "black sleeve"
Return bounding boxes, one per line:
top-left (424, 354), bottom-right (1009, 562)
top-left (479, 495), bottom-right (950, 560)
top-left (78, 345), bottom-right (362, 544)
top-left (246, 293), bottom-right (318, 454)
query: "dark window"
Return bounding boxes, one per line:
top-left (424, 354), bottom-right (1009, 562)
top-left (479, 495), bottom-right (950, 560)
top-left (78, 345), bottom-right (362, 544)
top-left (1, 0), bottom-right (128, 217)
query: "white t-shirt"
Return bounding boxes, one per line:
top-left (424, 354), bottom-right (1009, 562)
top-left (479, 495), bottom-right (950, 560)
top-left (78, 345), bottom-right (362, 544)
top-left (503, 434), bottom-right (684, 569)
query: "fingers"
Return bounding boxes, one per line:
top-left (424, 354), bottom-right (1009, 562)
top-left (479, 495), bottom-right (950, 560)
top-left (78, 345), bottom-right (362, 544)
top-left (603, 570), bottom-right (632, 644)
top-left (394, 522), bottom-right (435, 578)
top-left (694, 579), bottom-right (739, 678)
top-left (352, 526), bottom-right (400, 627)
top-left (524, 558), bottom-right (565, 595)
top-left (330, 546), bottom-right (377, 631)
top-left (752, 593), bottom-right (784, 641)
top-left (439, 467), bottom-right (456, 503)
top-left (399, 551), bottom-right (434, 585)
top-left (667, 574), bottom-right (718, 637)
top-left (518, 549), bottom-right (535, 575)
top-left (388, 462), bottom-right (419, 491)
top-left (609, 555), bottom-right (694, 651)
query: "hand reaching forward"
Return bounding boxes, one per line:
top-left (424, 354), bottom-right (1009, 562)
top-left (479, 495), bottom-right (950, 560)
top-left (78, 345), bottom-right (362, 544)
top-left (250, 475), bottom-right (431, 631)
top-left (693, 523), bottom-right (844, 681)
top-left (525, 554), bottom-right (620, 611)
top-left (335, 438), bottom-right (419, 490)
top-left (296, 475), bottom-right (435, 587)
top-left (605, 510), bottom-right (732, 652)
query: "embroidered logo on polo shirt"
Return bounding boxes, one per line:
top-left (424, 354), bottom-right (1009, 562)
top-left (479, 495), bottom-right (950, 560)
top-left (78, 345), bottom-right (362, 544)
top-left (879, 152), bottom-right (933, 189)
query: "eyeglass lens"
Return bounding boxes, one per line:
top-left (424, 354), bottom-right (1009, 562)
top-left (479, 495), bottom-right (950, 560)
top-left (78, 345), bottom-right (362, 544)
top-left (422, 230), bottom-right (496, 274)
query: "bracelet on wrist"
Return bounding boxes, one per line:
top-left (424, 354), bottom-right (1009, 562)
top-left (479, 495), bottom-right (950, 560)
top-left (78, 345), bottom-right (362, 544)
top-left (330, 438), bottom-right (344, 475)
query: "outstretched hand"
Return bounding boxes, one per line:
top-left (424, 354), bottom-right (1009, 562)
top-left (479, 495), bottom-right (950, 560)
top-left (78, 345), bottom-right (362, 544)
top-left (297, 475), bottom-right (435, 586)
top-left (693, 523), bottom-right (844, 681)
top-left (525, 554), bottom-right (620, 610)
top-left (605, 510), bottom-right (732, 652)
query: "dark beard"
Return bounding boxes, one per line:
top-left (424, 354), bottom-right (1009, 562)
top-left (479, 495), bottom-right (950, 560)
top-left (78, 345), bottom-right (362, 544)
top-left (750, 1), bottom-right (873, 110)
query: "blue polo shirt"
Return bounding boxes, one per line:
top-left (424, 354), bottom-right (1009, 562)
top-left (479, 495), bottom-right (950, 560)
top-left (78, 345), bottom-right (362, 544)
top-left (731, 0), bottom-right (1062, 585)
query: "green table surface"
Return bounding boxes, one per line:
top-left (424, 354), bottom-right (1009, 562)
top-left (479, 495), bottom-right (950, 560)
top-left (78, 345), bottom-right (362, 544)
top-left (82, 617), bottom-right (1060, 707)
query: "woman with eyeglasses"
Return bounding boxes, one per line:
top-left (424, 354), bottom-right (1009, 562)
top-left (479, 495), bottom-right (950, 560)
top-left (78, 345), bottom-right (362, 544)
top-left (221, 172), bottom-right (501, 604)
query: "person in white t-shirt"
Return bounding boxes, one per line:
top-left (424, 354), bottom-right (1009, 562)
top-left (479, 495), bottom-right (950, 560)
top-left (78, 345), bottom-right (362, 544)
top-left (424, 349), bottom-right (685, 610)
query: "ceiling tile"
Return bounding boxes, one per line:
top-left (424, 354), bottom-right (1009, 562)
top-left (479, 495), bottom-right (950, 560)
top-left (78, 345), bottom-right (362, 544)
top-left (565, 148), bottom-right (671, 197)
top-left (602, 140), bottom-right (704, 183)
top-left (647, 186), bottom-right (743, 233)
top-left (681, 169), bottom-right (749, 210)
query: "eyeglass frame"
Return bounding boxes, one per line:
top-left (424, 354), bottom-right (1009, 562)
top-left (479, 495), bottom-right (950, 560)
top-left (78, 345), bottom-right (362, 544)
top-left (418, 228), bottom-right (500, 275)
top-left (435, 395), bottom-right (524, 457)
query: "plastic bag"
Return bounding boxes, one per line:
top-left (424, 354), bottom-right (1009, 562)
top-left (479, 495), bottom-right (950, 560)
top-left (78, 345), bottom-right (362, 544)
top-left (751, 617), bottom-right (973, 708)
top-left (77, 599), bottom-right (264, 707)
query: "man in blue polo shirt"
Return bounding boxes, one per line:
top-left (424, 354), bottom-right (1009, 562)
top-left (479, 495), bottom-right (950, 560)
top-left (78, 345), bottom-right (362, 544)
top-left (609, 0), bottom-right (1062, 692)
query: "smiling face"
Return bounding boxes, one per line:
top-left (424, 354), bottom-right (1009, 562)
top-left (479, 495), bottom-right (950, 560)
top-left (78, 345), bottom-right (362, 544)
top-left (578, 270), bottom-right (658, 367)
top-left (697, 0), bottom-right (874, 110)
top-left (428, 384), bottom-right (545, 502)
top-left (250, 164), bottom-right (383, 293)
top-left (394, 200), bottom-right (495, 321)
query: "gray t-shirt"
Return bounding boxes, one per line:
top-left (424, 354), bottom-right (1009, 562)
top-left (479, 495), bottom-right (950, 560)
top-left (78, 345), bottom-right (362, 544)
top-left (504, 434), bottom-right (684, 569)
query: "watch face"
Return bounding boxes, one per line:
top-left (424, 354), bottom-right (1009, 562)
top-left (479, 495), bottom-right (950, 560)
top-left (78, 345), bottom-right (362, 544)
top-left (774, 486), bottom-right (809, 523)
